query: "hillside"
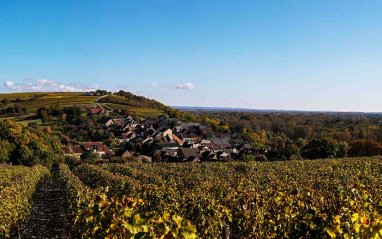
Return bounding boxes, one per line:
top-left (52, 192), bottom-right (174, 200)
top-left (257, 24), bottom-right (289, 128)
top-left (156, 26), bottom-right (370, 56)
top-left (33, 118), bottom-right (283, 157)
top-left (0, 92), bottom-right (98, 112)
top-left (0, 91), bottom-right (169, 119)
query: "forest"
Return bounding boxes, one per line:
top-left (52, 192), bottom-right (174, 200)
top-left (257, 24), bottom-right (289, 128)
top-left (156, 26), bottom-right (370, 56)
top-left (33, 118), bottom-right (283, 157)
top-left (196, 111), bottom-right (382, 161)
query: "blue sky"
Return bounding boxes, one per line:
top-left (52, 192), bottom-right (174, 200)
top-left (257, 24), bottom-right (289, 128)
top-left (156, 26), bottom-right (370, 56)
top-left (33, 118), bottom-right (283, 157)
top-left (0, 0), bottom-right (381, 111)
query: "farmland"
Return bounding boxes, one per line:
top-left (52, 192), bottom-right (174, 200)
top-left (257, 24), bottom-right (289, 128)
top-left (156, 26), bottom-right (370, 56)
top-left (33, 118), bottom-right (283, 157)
top-left (0, 92), bottom-right (167, 120)
top-left (70, 158), bottom-right (382, 238)
top-left (103, 103), bottom-right (164, 119)
top-left (2, 157), bottom-right (382, 238)
top-left (0, 92), bottom-right (98, 112)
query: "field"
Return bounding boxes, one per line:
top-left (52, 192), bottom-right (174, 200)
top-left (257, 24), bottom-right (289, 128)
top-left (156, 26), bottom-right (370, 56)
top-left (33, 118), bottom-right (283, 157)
top-left (2, 158), bottom-right (382, 238)
top-left (0, 92), bottom-right (98, 112)
top-left (103, 103), bottom-right (165, 118)
top-left (0, 165), bottom-right (50, 238)
top-left (64, 158), bottom-right (382, 238)
top-left (0, 92), bottom-right (165, 119)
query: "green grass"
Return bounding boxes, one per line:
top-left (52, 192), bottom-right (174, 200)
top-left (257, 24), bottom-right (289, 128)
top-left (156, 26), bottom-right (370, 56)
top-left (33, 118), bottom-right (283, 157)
top-left (17, 119), bottom-right (42, 127)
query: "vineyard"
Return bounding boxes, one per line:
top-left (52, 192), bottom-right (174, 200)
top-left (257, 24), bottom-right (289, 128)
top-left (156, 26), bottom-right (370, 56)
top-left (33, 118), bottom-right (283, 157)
top-left (0, 165), bottom-right (50, 237)
top-left (1, 158), bottom-right (382, 238)
top-left (71, 158), bottom-right (382, 238)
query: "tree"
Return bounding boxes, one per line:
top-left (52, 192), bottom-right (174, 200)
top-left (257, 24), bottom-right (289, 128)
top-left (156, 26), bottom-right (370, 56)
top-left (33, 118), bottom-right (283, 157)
top-left (303, 137), bottom-right (339, 159)
top-left (22, 107), bottom-right (28, 114)
top-left (348, 140), bottom-right (382, 157)
top-left (1, 98), bottom-right (8, 104)
top-left (0, 140), bottom-right (15, 163)
top-left (41, 110), bottom-right (49, 123)
top-left (0, 120), bottom-right (62, 168)
top-left (80, 151), bottom-right (99, 164)
top-left (46, 126), bottom-right (53, 134)
top-left (337, 141), bottom-right (348, 158)
top-left (267, 137), bottom-right (301, 161)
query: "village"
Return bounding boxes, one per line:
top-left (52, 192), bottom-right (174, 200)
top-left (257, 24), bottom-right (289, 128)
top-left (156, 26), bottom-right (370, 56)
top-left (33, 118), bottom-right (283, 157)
top-left (61, 105), bottom-right (263, 163)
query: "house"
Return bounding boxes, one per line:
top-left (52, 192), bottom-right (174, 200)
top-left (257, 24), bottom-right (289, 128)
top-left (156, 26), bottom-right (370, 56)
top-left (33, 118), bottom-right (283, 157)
top-left (121, 150), bottom-right (133, 158)
top-left (61, 146), bottom-right (71, 155)
top-left (200, 139), bottom-right (213, 148)
top-left (97, 118), bottom-right (114, 127)
top-left (136, 155), bottom-right (152, 163)
top-left (61, 146), bottom-right (84, 158)
top-left (217, 151), bottom-right (231, 161)
top-left (178, 148), bottom-right (201, 162)
top-left (72, 146), bottom-right (85, 155)
top-left (156, 115), bottom-right (167, 121)
top-left (236, 143), bottom-right (254, 154)
top-left (181, 133), bottom-right (201, 145)
top-left (83, 142), bottom-right (110, 156)
top-left (126, 114), bottom-right (133, 121)
top-left (211, 138), bottom-right (231, 148)
top-left (156, 143), bottom-right (181, 150)
top-left (83, 92), bottom-right (94, 96)
top-left (91, 108), bottom-right (105, 115)
top-left (118, 131), bottom-right (135, 142)
top-left (229, 140), bottom-right (245, 147)
top-left (153, 149), bottom-right (178, 162)
top-left (162, 128), bottom-right (173, 137)
top-left (113, 119), bottom-right (125, 127)
top-left (173, 134), bottom-right (184, 145)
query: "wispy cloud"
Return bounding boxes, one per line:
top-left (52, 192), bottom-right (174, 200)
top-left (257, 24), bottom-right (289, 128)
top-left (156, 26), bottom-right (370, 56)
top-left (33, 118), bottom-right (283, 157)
top-left (83, 85), bottom-right (101, 92)
top-left (149, 83), bottom-right (157, 87)
top-left (176, 82), bottom-right (195, 90)
top-left (59, 84), bottom-right (80, 92)
top-left (2, 79), bottom-right (102, 92)
top-left (4, 81), bottom-right (14, 87)
top-left (36, 79), bottom-right (57, 87)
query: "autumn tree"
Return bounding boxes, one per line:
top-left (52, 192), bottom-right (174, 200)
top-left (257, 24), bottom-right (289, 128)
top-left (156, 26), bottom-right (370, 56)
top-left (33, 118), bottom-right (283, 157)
top-left (303, 137), bottom-right (339, 159)
top-left (348, 140), bottom-right (382, 157)
top-left (0, 120), bottom-right (62, 168)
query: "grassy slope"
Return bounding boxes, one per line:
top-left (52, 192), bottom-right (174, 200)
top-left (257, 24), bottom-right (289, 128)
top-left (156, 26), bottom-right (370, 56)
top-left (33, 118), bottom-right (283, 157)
top-left (99, 94), bottom-right (166, 118)
top-left (103, 103), bottom-right (163, 118)
top-left (0, 92), bottom-right (98, 112)
top-left (0, 92), bottom-right (165, 119)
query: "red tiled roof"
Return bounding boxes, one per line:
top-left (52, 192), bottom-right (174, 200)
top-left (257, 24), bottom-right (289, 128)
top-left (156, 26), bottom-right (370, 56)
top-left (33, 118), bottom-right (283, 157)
top-left (91, 108), bottom-right (103, 114)
top-left (72, 146), bottom-right (84, 154)
top-left (61, 146), bottom-right (71, 154)
top-left (182, 133), bottom-right (200, 139)
top-left (114, 120), bottom-right (125, 126)
top-left (173, 135), bottom-right (183, 145)
top-left (61, 146), bottom-right (84, 155)
top-left (83, 142), bottom-right (110, 153)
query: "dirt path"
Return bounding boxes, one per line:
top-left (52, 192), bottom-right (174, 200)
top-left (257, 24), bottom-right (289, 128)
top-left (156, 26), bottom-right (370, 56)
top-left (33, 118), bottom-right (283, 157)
top-left (19, 179), bottom-right (71, 239)
top-left (95, 95), bottom-right (107, 109)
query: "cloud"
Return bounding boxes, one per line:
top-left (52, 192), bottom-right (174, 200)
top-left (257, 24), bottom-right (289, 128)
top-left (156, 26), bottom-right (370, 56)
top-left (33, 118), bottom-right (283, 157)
top-left (149, 83), bottom-right (157, 87)
top-left (36, 79), bottom-right (57, 87)
top-left (176, 82), bottom-right (195, 90)
top-left (3, 79), bottom-right (59, 91)
top-left (83, 85), bottom-right (101, 92)
top-left (59, 84), bottom-right (80, 92)
top-left (2, 79), bottom-right (100, 92)
top-left (4, 81), bottom-right (14, 87)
